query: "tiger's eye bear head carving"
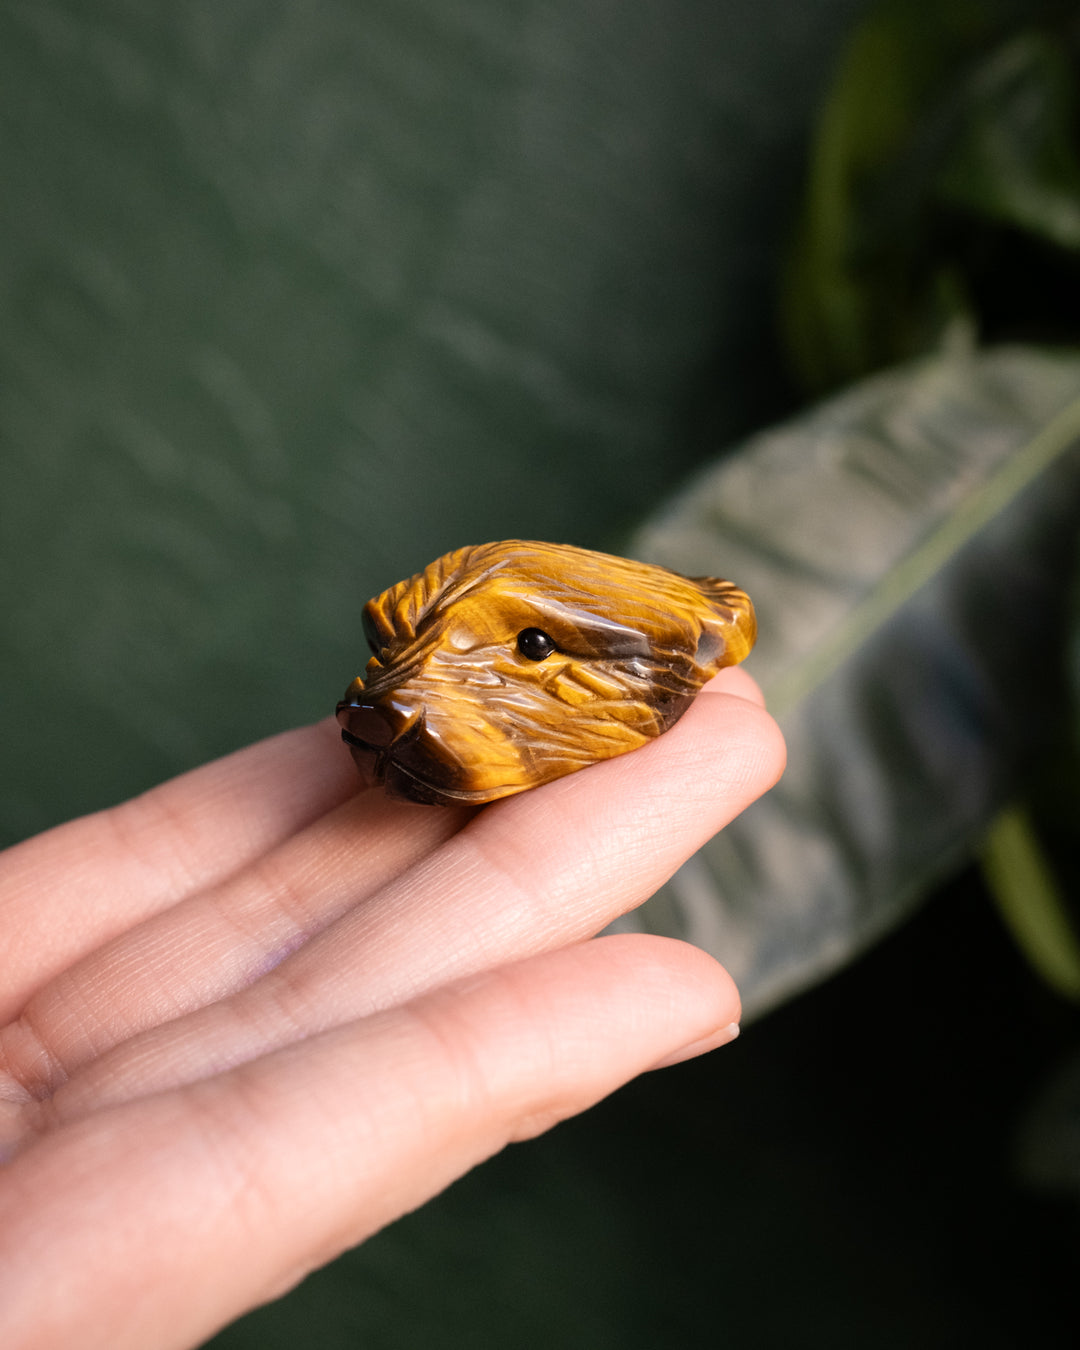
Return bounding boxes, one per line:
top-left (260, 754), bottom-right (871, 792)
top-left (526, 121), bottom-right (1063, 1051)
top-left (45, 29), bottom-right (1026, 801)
top-left (336, 540), bottom-right (756, 806)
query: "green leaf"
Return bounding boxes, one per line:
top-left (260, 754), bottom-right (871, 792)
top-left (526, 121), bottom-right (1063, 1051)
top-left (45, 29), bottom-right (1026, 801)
top-left (620, 345), bottom-right (1080, 1018)
top-left (781, 1), bottom-right (1080, 394)
top-left (939, 34), bottom-right (1080, 251)
top-left (980, 804), bottom-right (1080, 1001)
top-left (976, 545), bottom-right (1080, 1002)
top-left (780, 0), bottom-right (1001, 391)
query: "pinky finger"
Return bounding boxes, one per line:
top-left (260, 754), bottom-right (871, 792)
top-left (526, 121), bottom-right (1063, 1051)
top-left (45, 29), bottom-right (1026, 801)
top-left (0, 935), bottom-right (739, 1350)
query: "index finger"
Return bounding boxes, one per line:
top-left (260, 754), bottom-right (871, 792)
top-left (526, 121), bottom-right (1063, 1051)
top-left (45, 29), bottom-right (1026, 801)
top-left (0, 719), bottom-right (359, 1007)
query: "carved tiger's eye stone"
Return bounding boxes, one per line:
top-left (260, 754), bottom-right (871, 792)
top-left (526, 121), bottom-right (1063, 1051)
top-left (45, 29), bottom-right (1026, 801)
top-left (336, 540), bottom-right (756, 806)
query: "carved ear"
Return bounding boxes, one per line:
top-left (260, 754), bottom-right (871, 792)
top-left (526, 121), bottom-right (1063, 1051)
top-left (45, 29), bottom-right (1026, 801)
top-left (688, 575), bottom-right (757, 671)
top-left (367, 544), bottom-right (480, 646)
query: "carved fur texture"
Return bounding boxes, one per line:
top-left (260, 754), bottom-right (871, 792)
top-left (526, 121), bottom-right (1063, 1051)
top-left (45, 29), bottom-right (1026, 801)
top-left (336, 540), bottom-right (756, 805)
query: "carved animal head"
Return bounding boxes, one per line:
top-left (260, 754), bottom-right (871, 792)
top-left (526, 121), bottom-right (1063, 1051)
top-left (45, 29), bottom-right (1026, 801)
top-left (336, 540), bottom-right (756, 805)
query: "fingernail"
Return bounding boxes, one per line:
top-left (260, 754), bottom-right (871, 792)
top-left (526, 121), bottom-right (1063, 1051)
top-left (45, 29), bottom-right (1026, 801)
top-left (650, 1021), bottom-right (740, 1070)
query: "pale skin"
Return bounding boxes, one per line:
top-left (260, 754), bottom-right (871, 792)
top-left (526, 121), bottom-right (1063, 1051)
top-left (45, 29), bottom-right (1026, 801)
top-left (0, 667), bottom-right (784, 1350)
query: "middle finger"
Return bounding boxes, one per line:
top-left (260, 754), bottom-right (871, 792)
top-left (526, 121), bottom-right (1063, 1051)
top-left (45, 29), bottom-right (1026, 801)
top-left (4, 789), bottom-right (473, 1095)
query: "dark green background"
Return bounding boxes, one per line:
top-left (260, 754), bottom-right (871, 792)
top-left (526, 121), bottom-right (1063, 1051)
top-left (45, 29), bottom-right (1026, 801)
top-left (6, 3), bottom-right (1074, 1347)
top-left (3, 0), bottom-right (861, 841)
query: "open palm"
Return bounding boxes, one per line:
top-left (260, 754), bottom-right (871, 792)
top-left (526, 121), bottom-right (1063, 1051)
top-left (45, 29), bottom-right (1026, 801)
top-left (0, 668), bottom-right (783, 1350)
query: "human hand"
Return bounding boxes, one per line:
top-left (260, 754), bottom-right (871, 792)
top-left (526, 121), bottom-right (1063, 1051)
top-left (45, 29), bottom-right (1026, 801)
top-left (0, 667), bottom-right (784, 1350)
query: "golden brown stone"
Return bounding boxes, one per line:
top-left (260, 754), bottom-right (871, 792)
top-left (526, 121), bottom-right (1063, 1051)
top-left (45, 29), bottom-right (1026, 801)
top-left (336, 540), bottom-right (756, 805)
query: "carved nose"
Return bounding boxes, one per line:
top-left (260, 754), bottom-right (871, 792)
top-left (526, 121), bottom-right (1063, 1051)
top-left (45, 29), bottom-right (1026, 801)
top-left (336, 695), bottom-right (419, 750)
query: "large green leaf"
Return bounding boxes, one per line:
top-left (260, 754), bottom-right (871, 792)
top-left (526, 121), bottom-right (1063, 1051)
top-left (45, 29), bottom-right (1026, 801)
top-left (620, 344), bottom-right (1080, 1018)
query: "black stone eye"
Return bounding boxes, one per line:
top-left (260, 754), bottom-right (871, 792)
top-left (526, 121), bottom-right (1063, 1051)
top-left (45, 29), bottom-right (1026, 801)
top-left (517, 628), bottom-right (557, 661)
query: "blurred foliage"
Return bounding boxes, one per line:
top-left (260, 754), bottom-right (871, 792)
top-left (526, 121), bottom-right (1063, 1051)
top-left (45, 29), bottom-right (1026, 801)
top-left (783, 0), bottom-right (1080, 393)
top-left (627, 346), bottom-right (1080, 1015)
top-left (776, 0), bottom-right (1080, 1008)
top-left (983, 805), bottom-right (1080, 1001)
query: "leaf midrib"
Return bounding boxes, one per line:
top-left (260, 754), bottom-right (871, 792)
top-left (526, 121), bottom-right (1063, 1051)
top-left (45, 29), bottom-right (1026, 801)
top-left (764, 380), bottom-right (1080, 719)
